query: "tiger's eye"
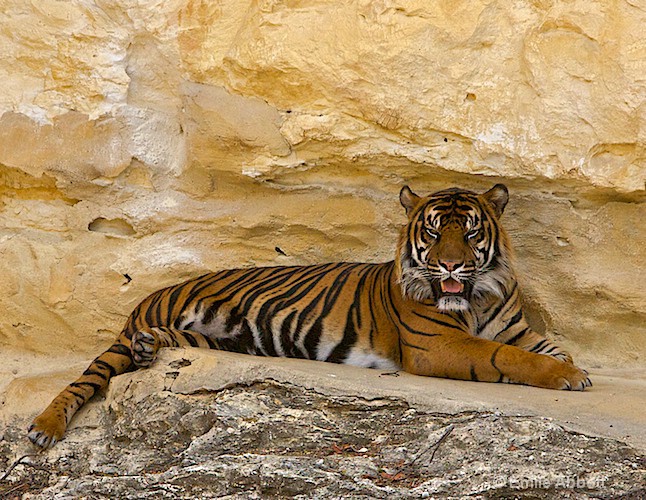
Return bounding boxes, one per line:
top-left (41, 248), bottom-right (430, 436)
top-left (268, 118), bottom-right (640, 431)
top-left (466, 229), bottom-right (479, 239)
top-left (425, 227), bottom-right (439, 239)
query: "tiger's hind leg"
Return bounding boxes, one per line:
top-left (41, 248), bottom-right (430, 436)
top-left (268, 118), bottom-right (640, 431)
top-left (29, 327), bottom-right (219, 448)
top-left (28, 336), bottom-right (134, 449)
top-left (131, 326), bottom-right (219, 368)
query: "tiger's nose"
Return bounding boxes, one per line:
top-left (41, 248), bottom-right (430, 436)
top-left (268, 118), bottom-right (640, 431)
top-left (439, 260), bottom-right (462, 272)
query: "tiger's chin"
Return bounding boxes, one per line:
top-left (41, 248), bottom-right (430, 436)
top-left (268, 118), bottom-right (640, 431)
top-left (436, 296), bottom-right (471, 312)
top-left (434, 277), bottom-right (473, 312)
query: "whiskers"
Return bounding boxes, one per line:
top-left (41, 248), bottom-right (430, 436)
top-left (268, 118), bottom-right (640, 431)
top-left (399, 265), bottom-right (436, 302)
top-left (470, 264), bottom-right (511, 299)
top-left (399, 261), bottom-right (512, 306)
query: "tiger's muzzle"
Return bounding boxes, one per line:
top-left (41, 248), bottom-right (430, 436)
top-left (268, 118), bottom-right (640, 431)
top-left (431, 272), bottom-right (475, 312)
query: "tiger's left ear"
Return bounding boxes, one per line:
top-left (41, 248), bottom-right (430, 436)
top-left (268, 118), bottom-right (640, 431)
top-left (400, 185), bottom-right (421, 217)
top-left (482, 184), bottom-right (509, 217)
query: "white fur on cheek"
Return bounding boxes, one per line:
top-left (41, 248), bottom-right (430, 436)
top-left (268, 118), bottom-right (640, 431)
top-left (399, 266), bottom-right (434, 302)
top-left (472, 265), bottom-right (510, 300)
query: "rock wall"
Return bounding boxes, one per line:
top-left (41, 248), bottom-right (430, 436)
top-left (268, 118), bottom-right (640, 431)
top-left (0, 0), bottom-right (644, 386)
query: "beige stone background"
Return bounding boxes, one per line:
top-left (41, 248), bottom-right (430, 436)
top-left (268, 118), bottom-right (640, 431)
top-left (0, 0), bottom-right (644, 414)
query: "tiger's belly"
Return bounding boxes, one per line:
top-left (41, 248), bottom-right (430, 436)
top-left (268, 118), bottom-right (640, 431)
top-left (176, 303), bottom-right (399, 371)
top-left (341, 349), bottom-right (400, 370)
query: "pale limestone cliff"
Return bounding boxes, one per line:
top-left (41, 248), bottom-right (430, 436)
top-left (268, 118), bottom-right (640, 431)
top-left (0, 0), bottom-right (644, 402)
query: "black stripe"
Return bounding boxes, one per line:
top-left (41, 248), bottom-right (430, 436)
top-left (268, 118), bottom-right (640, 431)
top-left (327, 267), bottom-right (371, 363)
top-left (166, 282), bottom-right (190, 326)
top-left (204, 336), bottom-right (218, 350)
top-left (505, 327), bottom-right (530, 346)
top-left (410, 331), bottom-right (441, 338)
top-left (144, 290), bottom-right (163, 329)
top-left (470, 365), bottom-right (479, 382)
top-left (477, 282), bottom-right (517, 335)
top-left (490, 345), bottom-right (504, 382)
top-left (303, 264), bottom-right (357, 359)
top-left (68, 390), bottom-right (85, 402)
top-left (253, 266), bottom-right (341, 357)
top-left (294, 288), bottom-right (327, 344)
top-left (161, 330), bottom-right (180, 347)
top-left (71, 381), bottom-right (102, 392)
top-left (108, 343), bottom-right (132, 356)
top-left (366, 265), bottom-right (382, 348)
top-left (173, 271), bottom-right (238, 328)
top-left (201, 267), bottom-right (272, 324)
top-left (154, 289), bottom-right (167, 327)
top-left (238, 267), bottom-right (319, 316)
top-left (82, 368), bottom-right (108, 380)
top-left (94, 359), bottom-right (117, 378)
top-left (381, 263), bottom-right (403, 329)
top-left (166, 273), bottom-right (219, 327)
top-left (182, 332), bottom-right (199, 347)
top-left (400, 338), bottom-right (428, 352)
top-left (126, 306), bottom-right (142, 335)
top-left (229, 267), bottom-right (317, 333)
top-left (303, 317), bottom-right (323, 359)
top-left (216, 319), bottom-right (252, 354)
top-left (280, 310), bottom-right (298, 357)
top-left (259, 321), bottom-right (278, 357)
top-left (503, 310), bottom-right (523, 331)
top-left (530, 339), bottom-right (549, 353)
top-left (225, 306), bottom-right (243, 333)
top-left (411, 311), bottom-right (466, 332)
top-left (387, 297), bottom-right (447, 338)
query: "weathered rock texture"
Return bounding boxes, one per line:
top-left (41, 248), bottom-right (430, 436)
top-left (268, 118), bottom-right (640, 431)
top-left (0, 0), bottom-right (644, 462)
top-left (1, 351), bottom-right (645, 498)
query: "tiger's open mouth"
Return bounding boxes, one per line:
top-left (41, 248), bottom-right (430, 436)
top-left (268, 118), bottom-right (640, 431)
top-left (440, 277), bottom-right (464, 295)
top-left (436, 277), bottom-right (470, 311)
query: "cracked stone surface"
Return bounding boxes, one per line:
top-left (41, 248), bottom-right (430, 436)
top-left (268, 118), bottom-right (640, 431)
top-left (1, 350), bottom-right (644, 498)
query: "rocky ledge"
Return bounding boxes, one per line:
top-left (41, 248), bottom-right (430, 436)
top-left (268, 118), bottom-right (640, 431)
top-left (1, 350), bottom-right (644, 499)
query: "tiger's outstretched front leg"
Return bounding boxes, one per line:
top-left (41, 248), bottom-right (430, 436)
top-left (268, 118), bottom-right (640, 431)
top-left (480, 292), bottom-right (574, 364)
top-left (401, 330), bottom-right (591, 391)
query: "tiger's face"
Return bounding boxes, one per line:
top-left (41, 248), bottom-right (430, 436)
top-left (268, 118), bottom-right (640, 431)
top-left (397, 184), bottom-right (512, 312)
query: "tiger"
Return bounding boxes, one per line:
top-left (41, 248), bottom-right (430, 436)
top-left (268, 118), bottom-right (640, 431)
top-left (28, 184), bottom-right (591, 448)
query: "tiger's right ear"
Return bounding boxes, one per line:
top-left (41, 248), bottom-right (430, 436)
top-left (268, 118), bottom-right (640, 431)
top-left (399, 186), bottom-right (421, 217)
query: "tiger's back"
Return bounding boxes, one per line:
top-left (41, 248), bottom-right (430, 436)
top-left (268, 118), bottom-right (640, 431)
top-left (125, 262), bottom-right (401, 370)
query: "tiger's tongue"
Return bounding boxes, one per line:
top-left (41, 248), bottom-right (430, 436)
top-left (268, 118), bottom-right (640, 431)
top-left (441, 278), bottom-right (463, 294)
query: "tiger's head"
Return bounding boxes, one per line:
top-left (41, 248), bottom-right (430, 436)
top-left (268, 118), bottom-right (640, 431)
top-left (396, 184), bottom-right (514, 312)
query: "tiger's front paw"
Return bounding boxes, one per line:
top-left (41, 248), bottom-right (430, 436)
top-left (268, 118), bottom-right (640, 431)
top-left (548, 361), bottom-right (592, 391)
top-left (131, 330), bottom-right (159, 367)
top-left (28, 410), bottom-right (66, 449)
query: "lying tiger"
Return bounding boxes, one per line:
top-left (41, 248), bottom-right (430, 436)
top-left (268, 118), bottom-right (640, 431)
top-left (28, 184), bottom-right (591, 448)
